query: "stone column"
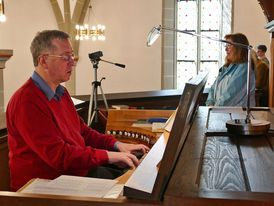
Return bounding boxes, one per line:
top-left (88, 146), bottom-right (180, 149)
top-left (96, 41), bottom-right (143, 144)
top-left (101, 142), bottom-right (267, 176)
top-left (0, 49), bottom-right (13, 112)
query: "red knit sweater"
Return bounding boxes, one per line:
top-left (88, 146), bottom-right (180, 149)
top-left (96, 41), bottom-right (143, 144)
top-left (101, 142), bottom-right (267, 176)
top-left (6, 78), bottom-right (117, 191)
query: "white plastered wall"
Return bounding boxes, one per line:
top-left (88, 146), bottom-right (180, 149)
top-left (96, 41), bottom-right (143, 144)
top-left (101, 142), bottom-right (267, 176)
top-left (233, 0), bottom-right (271, 59)
top-left (1, 0), bottom-right (162, 110)
top-left (76, 0), bottom-right (162, 95)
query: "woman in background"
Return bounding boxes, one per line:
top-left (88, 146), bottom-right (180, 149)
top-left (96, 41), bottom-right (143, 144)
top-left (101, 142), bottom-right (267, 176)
top-left (206, 33), bottom-right (255, 106)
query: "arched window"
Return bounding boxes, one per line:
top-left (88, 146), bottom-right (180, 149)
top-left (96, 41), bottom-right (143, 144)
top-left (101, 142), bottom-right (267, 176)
top-left (176, 0), bottom-right (232, 89)
top-left (160, 0), bottom-right (232, 89)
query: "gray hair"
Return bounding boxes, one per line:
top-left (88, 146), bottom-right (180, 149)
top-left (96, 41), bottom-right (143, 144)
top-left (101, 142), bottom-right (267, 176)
top-left (30, 30), bottom-right (70, 66)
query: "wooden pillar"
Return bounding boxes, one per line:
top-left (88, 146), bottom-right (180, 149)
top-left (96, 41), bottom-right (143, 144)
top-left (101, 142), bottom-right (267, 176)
top-left (49, 0), bottom-right (90, 95)
top-left (0, 49), bottom-right (13, 113)
top-left (270, 33), bottom-right (274, 106)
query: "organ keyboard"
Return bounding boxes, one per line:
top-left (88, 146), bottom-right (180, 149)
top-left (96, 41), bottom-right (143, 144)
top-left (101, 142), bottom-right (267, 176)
top-left (105, 109), bottom-right (174, 147)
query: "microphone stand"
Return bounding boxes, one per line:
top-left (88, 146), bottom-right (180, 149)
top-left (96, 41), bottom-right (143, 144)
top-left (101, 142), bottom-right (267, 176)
top-left (87, 58), bottom-right (125, 127)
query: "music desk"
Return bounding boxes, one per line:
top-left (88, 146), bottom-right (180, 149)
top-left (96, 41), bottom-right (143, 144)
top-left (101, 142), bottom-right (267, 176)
top-left (0, 107), bottom-right (273, 206)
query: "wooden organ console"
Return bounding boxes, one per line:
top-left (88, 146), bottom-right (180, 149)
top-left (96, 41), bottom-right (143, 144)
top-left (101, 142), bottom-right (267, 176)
top-left (73, 89), bottom-right (185, 133)
top-left (105, 109), bottom-right (174, 147)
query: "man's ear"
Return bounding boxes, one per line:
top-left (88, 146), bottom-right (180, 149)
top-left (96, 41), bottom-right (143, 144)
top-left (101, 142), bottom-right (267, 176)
top-left (37, 55), bottom-right (47, 68)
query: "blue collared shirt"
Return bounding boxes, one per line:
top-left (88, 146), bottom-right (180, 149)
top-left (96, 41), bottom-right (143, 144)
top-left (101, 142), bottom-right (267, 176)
top-left (206, 62), bottom-right (255, 106)
top-left (31, 71), bottom-right (65, 101)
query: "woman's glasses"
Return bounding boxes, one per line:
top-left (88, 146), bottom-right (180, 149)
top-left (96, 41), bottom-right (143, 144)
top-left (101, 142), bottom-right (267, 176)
top-left (224, 44), bottom-right (232, 49)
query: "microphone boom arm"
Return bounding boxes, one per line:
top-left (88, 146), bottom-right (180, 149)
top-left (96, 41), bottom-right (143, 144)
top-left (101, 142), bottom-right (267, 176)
top-left (150, 25), bottom-right (252, 50)
top-left (100, 59), bottom-right (126, 68)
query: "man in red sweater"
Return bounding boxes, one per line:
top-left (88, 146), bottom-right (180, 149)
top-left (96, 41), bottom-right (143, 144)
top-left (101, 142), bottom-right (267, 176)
top-left (6, 30), bottom-right (149, 191)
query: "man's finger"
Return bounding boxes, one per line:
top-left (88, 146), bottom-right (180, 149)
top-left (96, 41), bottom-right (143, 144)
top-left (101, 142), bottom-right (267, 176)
top-left (128, 153), bottom-right (139, 167)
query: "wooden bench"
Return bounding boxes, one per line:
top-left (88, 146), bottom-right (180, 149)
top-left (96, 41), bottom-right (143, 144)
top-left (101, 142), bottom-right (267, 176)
top-left (0, 135), bottom-right (10, 191)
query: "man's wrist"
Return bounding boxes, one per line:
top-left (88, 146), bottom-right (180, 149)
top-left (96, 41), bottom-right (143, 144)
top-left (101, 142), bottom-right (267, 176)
top-left (114, 141), bottom-right (120, 151)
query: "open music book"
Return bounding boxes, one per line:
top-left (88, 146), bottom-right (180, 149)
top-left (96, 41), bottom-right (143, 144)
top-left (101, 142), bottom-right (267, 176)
top-left (19, 175), bottom-right (123, 199)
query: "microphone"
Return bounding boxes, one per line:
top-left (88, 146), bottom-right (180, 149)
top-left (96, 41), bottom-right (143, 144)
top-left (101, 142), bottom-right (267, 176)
top-left (114, 63), bottom-right (126, 68)
top-left (100, 59), bottom-right (126, 68)
top-left (88, 51), bottom-right (103, 61)
top-left (88, 51), bottom-right (126, 68)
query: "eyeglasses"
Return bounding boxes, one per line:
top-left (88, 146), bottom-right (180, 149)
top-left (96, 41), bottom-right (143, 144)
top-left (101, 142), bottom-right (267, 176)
top-left (43, 53), bottom-right (75, 62)
top-left (225, 44), bottom-right (232, 49)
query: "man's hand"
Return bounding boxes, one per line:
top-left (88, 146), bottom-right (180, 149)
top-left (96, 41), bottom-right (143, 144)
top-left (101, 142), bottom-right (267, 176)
top-left (116, 142), bottom-right (150, 154)
top-left (108, 151), bottom-right (139, 169)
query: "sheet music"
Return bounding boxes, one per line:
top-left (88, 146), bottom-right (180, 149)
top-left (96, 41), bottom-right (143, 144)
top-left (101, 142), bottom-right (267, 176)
top-left (164, 108), bottom-right (178, 132)
top-left (152, 122), bottom-right (166, 132)
top-left (125, 134), bottom-right (166, 193)
top-left (20, 175), bottom-right (119, 198)
top-left (71, 97), bottom-right (85, 105)
top-left (103, 184), bottom-right (124, 198)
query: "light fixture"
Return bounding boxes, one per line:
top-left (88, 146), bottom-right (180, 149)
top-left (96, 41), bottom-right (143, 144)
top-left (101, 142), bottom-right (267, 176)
top-left (147, 25), bottom-right (270, 135)
top-left (75, 24), bottom-right (105, 41)
top-left (264, 19), bottom-right (274, 33)
top-left (0, 0), bottom-right (6, 23)
top-left (75, 5), bottom-right (105, 41)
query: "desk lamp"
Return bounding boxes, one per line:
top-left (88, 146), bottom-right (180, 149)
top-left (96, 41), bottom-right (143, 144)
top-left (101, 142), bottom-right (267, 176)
top-left (147, 25), bottom-right (270, 135)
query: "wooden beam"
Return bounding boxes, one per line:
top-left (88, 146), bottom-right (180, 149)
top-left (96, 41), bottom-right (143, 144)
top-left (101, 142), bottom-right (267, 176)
top-left (49, 0), bottom-right (90, 95)
top-left (270, 32), bottom-right (274, 106)
top-left (63, 0), bottom-right (71, 33)
top-left (71, 0), bottom-right (90, 60)
top-left (258, 0), bottom-right (273, 22)
top-left (49, 0), bottom-right (65, 30)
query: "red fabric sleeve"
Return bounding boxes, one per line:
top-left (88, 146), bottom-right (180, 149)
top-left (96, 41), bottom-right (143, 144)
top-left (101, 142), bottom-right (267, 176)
top-left (79, 117), bottom-right (117, 151)
top-left (14, 100), bottom-right (109, 172)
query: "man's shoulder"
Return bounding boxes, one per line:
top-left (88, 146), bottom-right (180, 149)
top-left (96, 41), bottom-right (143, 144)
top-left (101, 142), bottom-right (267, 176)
top-left (262, 57), bottom-right (269, 64)
top-left (257, 60), bottom-right (269, 71)
top-left (13, 78), bottom-right (35, 95)
top-left (9, 78), bottom-right (44, 105)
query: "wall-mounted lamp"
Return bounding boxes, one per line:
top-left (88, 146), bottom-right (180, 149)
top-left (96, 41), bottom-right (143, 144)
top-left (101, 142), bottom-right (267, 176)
top-left (0, 0), bottom-right (6, 22)
top-left (75, 24), bottom-right (105, 41)
top-left (264, 19), bottom-right (274, 33)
